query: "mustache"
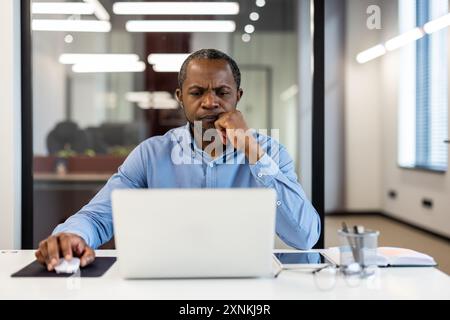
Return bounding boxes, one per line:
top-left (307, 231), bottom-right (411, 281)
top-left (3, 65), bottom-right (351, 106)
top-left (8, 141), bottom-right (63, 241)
top-left (198, 113), bottom-right (224, 120)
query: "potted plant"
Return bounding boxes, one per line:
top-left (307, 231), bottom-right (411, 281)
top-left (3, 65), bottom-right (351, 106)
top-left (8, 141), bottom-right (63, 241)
top-left (55, 144), bottom-right (77, 175)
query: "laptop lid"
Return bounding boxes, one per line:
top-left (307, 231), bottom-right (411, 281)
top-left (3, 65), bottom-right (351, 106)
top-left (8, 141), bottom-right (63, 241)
top-left (111, 189), bottom-right (276, 278)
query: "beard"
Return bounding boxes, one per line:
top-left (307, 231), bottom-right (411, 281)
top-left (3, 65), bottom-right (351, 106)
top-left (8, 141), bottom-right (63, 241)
top-left (199, 117), bottom-right (218, 130)
top-left (187, 115), bottom-right (219, 132)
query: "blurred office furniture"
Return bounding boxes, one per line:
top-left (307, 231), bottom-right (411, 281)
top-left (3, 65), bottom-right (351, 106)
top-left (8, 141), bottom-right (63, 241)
top-left (33, 154), bottom-right (122, 248)
top-left (146, 109), bottom-right (186, 137)
top-left (36, 117), bottom-right (176, 248)
top-left (36, 120), bottom-right (142, 248)
top-left (46, 121), bottom-right (89, 155)
top-left (48, 121), bottom-right (145, 156)
top-left (85, 122), bottom-right (144, 155)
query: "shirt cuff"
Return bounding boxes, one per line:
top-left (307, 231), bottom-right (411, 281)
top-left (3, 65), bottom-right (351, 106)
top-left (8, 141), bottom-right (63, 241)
top-left (52, 224), bottom-right (91, 247)
top-left (250, 153), bottom-right (280, 186)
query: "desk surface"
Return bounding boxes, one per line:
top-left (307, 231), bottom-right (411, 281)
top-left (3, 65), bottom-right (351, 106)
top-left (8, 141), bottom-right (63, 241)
top-left (1, 250), bottom-right (450, 300)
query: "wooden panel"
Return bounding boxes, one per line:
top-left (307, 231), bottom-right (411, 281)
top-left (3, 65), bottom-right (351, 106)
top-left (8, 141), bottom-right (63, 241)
top-left (33, 186), bottom-right (100, 247)
top-left (145, 33), bottom-right (190, 137)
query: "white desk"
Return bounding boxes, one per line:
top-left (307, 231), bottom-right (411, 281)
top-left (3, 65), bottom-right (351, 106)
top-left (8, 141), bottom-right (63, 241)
top-left (1, 250), bottom-right (450, 300)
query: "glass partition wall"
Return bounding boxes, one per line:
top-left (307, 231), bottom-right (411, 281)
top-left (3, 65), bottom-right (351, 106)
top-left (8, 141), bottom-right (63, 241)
top-left (25, 0), bottom-right (319, 248)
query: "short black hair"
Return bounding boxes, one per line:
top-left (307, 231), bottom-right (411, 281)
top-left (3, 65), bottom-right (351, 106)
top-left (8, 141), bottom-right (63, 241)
top-left (178, 49), bottom-right (241, 89)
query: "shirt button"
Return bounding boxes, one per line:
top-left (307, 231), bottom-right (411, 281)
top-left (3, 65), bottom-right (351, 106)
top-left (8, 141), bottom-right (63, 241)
top-left (209, 163), bottom-right (214, 168)
top-left (257, 172), bottom-right (263, 178)
top-left (276, 201), bottom-right (282, 206)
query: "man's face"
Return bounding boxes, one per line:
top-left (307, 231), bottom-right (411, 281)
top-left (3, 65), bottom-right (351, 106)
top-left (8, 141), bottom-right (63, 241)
top-left (176, 59), bottom-right (243, 130)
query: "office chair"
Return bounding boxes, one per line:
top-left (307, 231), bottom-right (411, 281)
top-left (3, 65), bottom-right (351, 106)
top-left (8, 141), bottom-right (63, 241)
top-left (46, 120), bottom-right (89, 155)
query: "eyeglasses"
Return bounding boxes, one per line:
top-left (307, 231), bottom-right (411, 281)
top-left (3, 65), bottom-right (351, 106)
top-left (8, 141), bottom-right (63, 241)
top-left (312, 264), bottom-right (379, 291)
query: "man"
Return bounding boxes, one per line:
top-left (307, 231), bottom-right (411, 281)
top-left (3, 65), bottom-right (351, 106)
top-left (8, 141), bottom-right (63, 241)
top-left (36, 49), bottom-right (321, 271)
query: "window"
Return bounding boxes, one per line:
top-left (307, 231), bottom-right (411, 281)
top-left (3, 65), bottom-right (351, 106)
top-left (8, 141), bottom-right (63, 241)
top-left (399, 0), bottom-right (448, 172)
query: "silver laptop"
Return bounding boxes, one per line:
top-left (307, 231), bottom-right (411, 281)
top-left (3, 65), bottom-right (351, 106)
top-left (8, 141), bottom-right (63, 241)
top-left (111, 189), bottom-right (277, 279)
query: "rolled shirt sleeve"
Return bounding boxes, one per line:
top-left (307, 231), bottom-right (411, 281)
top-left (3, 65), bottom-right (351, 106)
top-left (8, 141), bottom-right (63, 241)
top-left (52, 144), bottom-right (148, 249)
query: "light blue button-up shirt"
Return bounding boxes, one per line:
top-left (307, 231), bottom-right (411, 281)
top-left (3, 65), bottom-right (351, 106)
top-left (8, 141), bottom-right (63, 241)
top-left (53, 124), bottom-right (321, 249)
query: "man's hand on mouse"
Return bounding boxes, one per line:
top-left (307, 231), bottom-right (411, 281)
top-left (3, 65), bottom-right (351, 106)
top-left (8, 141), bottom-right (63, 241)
top-left (35, 233), bottom-right (95, 271)
top-left (214, 110), bottom-right (265, 164)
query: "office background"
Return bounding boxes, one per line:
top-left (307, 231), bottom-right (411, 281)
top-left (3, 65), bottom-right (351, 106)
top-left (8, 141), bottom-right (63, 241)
top-left (1, 0), bottom-right (449, 271)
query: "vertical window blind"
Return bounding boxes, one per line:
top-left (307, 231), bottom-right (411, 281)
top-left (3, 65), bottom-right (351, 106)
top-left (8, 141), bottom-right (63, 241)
top-left (399, 0), bottom-right (449, 172)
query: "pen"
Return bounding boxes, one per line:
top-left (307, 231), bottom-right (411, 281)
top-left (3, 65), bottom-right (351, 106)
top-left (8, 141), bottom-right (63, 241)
top-left (354, 225), bottom-right (365, 234)
top-left (342, 222), bottom-right (359, 265)
top-left (342, 222), bottom-right (349, 233)
top-left (353, 225), bottom-right (365, 267)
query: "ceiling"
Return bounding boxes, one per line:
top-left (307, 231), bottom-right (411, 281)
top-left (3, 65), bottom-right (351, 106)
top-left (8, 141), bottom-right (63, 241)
top-left (96, 0), bottom-right (298, 32)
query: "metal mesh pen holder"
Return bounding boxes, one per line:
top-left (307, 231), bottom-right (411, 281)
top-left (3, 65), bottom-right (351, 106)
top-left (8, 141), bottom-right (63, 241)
top-left (338, 229), bottom-right (380, 277)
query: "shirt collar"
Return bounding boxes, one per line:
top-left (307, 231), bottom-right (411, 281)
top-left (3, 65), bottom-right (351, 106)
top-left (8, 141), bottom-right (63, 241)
top-left (173, 122), bottom-right (238, 162)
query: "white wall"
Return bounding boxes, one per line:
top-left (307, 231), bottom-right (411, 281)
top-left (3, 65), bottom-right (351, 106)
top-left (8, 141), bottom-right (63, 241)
top-left (379, 0), bottom-right (450, 237)
top-left (345, 0), bottom-right (450, 237)
top-left (345, 0), bottom-right (383, 211)
top-left (232, 32), bottom-right (299, 178)
top-left (0, 0), bottom-right (22, 249)
top-left (32, 31), bottom-right (66, 155)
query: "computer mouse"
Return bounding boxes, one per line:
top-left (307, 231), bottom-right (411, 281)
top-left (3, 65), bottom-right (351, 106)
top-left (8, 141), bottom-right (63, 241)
top-left (54, 257), bottom-right (80, 274)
